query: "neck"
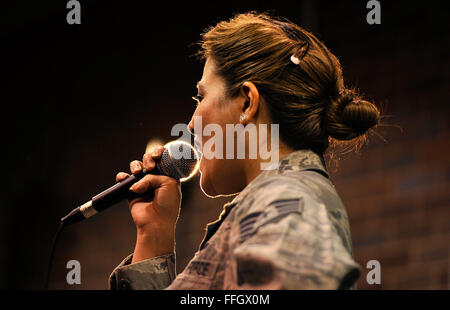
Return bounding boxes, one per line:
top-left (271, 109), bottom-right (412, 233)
top-left (243, 142), bottom-right (295, 186)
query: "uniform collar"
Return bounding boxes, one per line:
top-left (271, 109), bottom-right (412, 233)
top-left (200, 149), bottom-right (328, 249)
top-left (228, 149), bottom-right (328, 206)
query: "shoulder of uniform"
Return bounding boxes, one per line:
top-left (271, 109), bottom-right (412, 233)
top-left (231, 175), bottom-right (322, 236)
top-left (238, 174), bottom-right (317, 214)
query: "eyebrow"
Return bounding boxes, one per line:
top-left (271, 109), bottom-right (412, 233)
top-left (196, 82), bottom-right (206, 92)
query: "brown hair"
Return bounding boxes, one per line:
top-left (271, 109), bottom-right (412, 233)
top-left (198, 12), bottom-right (380, 155)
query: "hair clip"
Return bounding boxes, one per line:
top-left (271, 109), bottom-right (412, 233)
top-left (290, 41), bottom-right (310, 65)
top-left (290, 55), bottom-right (301, 65)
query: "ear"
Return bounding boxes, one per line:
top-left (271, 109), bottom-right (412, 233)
top-left (239, 81), bottom-right (260, 124)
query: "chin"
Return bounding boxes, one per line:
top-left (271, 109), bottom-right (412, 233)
top-left (198, 158), bottom-right (242, 198)
top-left (199, 170), bottom-right (219, 198)
top-left (199, 169), bottom-right (240, 199)
top-left (198, 158), bottom-right (217, 198)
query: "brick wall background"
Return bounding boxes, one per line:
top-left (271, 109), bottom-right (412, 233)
top-left (320, 1), bottom-right (450, 289)
top-left (2, 1), bottom-right (448, 289)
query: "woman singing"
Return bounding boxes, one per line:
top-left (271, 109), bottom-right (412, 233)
top-left (109, 12), bottom-right (380, 290)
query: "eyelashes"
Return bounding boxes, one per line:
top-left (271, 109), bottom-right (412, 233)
top-left (192, 95), bottom-right (204, 106)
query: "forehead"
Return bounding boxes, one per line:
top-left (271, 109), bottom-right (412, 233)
top-left (197, 58), bottom-right (225, 91)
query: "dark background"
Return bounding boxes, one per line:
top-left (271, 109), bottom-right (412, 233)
top-left (1, 1), bottom-right (449, 289)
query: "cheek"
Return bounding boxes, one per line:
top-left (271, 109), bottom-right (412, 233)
top-left (194, 99), bottom-right (235, 179)
top-left (199, 154), bottom-right (215, 176)
top-left (197, 96), bottom-right (231, 125)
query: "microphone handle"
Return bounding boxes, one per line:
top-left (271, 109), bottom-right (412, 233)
top-left (92, 168), bottom-right (149, 212)
top-left (61, 165), bottom-right (163, 226)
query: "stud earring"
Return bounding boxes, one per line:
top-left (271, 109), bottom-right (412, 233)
top-left (240, 114), bottom-right (246, 122)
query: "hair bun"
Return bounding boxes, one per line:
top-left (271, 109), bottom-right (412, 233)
top-left (324, 89), bottom-right (380, 140)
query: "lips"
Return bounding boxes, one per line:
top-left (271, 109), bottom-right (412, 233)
top-left (194, 137), bottom-right (203, 156)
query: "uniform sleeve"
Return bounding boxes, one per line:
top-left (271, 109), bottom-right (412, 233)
top-left (224, 196), bottom-right (361, 289)
top-left (108, 253), bottom-right (176, 290)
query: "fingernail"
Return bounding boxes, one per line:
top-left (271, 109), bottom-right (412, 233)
top-left (156, 147), bottom-right (165, 155)
top-left (129, 184), bottom-right (136, 191)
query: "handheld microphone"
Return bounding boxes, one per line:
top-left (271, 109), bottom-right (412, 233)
top-left (61, 141), bottom-right (200, 226)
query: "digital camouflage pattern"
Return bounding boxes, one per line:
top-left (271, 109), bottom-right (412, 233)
top-left (109, 149), bottom-right (361, 290)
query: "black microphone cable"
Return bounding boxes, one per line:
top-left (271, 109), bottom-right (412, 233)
top-left (45, 221), bottom-right (66, 289)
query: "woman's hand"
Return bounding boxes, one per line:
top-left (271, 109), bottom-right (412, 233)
top-left (116, 146), bottom-right (182, 263)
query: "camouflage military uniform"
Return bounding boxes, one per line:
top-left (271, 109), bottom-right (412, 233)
top-left (109, 149), bottom-right (361, 290)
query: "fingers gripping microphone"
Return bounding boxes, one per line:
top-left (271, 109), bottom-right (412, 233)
top-left (61, 141), bottom-right (200, 226)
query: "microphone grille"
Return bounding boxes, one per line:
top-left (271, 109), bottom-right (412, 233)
top-left (158, 141), bottom-right (200, 181)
